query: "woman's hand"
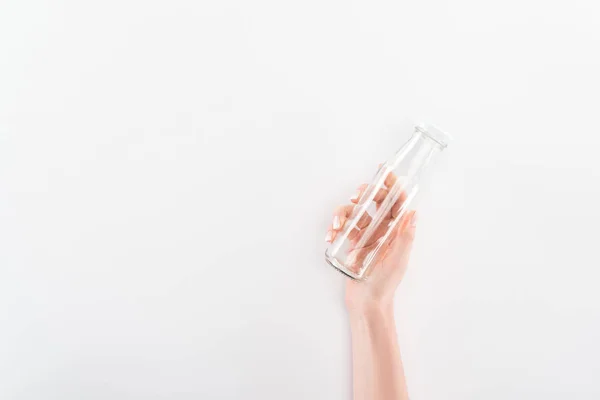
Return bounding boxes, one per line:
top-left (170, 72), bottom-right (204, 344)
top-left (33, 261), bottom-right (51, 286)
top-left (326, 170), bottom-right (417, 312)
top-left (344, 208), bottom-right (416, 312)
top-left (326, 170), bottom-right (416, 400)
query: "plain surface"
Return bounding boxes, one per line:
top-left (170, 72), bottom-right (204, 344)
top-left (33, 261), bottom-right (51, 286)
top-left (1, 1), bottom-right (600, 399)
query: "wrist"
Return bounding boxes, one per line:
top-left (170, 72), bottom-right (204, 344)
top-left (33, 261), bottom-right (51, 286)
top-left (346, 298), bottom-right (394, 320)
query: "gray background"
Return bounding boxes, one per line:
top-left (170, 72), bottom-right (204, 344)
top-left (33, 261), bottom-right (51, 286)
top-left (2, 0), bottom-right (600, 399)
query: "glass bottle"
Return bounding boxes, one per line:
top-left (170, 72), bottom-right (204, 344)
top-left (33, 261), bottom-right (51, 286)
top-left (325, 124), bottom-right (450, 280)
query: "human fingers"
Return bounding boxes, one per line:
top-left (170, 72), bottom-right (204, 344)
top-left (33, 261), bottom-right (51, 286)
top-left (326, 223), bottom-right (361, 243)
top-left (384, 210), bottom-right (417, 253)
top-left (350, 222), bottom-right (402, 272)
top-left (377, 163), bottom-right (399, 189)
top-left (390, 192), bottom-right (409, 219)
top-left (327, 204), bottom-right (361, 243)
top-left (400, 210), bottom-right (417, 233)
top-left (332, 204), bottom-right (353, 230)
top-left (348, 216), bottom-right (397, 266)
top-left (350, 184), bottom-right (367, 203)
top-left (350, 184), bottom-right (390, 205)
top-left (383, 211), bottom-right (417, 275)
top-left (343, 205), bottom-right (371, 239)
top-left (401, 210), bottom-right (417, 241)
top-left (351, 208), bottom-right (413, 260)
top-left (377, 163), bottom-right (409, 214)
top-left (346, 241), bottom-right (377, 273)
top-left (359, 211), bottom-right (415, 272)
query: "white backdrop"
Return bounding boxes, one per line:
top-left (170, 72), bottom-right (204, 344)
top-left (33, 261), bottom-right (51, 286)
top-left (2, 1), bottom-right (600, 399)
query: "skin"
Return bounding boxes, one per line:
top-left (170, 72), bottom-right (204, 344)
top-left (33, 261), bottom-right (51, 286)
top-left (326, 169), bottom-right (416, 400)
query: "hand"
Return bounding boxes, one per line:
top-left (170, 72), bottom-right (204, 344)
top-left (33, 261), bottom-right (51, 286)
top-left (326, 170), bottom-right (417, 311)
top-left (344, 208), bottom-right (416, 312)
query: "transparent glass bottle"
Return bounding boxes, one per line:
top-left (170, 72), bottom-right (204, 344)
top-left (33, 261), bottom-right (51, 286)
top-left (325, 124), bottom-right (450, 280)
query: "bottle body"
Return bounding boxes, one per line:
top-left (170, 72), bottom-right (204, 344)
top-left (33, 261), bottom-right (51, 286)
top-left (325, 125), bottom-right (449, 280)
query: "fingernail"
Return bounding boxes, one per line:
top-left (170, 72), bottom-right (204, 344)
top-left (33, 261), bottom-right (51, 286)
top-left (325, 231), bottom-right (333, 242)
top-left (350, 191), bottom-right (359, 202)
top-left (410, 212), bottom-right (418, 227)
top-left (332, 216), bottom-right (341, 230)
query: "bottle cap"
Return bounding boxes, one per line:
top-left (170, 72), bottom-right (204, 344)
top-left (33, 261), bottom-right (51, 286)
top-left (416, 124), bottom-right (452, 149)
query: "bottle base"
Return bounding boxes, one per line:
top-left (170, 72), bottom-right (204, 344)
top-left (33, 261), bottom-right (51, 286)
top-left (324, 250), bottom-right (362, 280)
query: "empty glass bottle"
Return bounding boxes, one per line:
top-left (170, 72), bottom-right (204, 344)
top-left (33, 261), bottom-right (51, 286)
top-left (325, 124), bottom-right (450, 280)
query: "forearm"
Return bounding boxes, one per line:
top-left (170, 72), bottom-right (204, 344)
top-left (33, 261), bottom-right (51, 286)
top-left (349, 303), bottom-right (408, 400)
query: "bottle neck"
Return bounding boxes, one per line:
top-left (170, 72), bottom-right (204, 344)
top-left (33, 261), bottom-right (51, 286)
top-left (392, 129), bottom-right (440, 162)
top-left (389, 130), bottom-right (442, 183)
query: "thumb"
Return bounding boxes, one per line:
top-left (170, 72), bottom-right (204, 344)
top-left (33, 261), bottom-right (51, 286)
top-left (387, 211), bottom-right (417, 258)
top-left (403, 211), bottom-right (417, 241)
